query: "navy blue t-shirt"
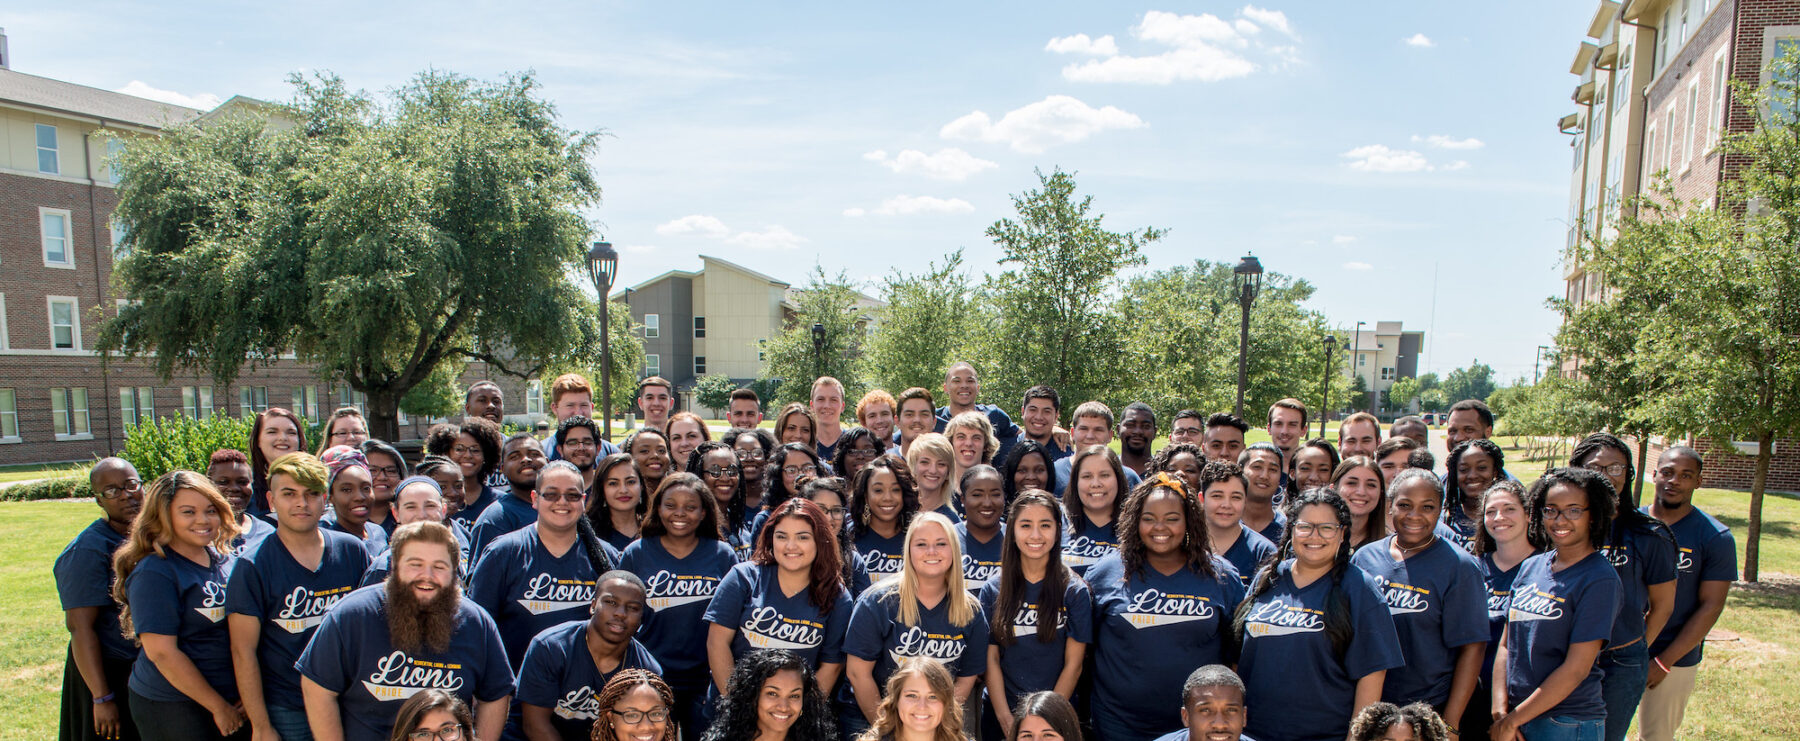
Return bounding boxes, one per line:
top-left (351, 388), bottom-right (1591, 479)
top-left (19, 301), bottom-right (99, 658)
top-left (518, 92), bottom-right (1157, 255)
top-left (617, 536), bottom-right (738, 685)
top-left (1352, 537), bottom-right (1490, 706)
top-left (935, 404), bottom-right (1021, 463)
top-left (1479, 552), bottom-right (1532, 679)
top-left (516, 620), bottom-right (661, 741)
top-left (703, 561), bottom-right (854, 669)
top-left (1061, 518), bottom-right (1119, 577)
top-left (957, 522), bottom-right (1004, 593)
top-left (468, 524), bottom-right (620, 670)
top-left (599, 526), bottom-right (637, 554)
top-left (1440, 507), bottom-right (1479, 553)
top-left (230, 515), bottom-right (276, 559)
top-left (320, 516), bottom-right (388, 558)
top-left (224, 529), bottom-right (371, 709)
top-left (1239, 561), bottom-right (1404, 741)
top-left (844, 584), bottom-right (990, 689)
top-left (1051, 458), bottom-right (1140, 497)
top-left (1220, 523), bottom-right (1278, 589)
top-left (125, 548), bottom-right (237, 703)
top-left (1253, 508), bottom-right (1287, 546)
top-left (295, 585), bottom-right (513, 741)
top-left (1086, 553), bottom-right (1244, 741)
top-left (1504, 550), bottom-right (1621, 720)
top-left (929, 501), bottom-right (963, 525)
top-left (1601, 521), bottom-right (1679, 648)
top-left (1648, 506), bottom-right (1737, 667)
top-left (451, 484), bottom-right (500, 528)
top-left (976, 574), bottom-right (1092, 706)
top-left (360, 519), bottom-right (474, 587)
top-left (54, 519), bottom-right (135, 661)
top-left (855, 528), bottom-right (907, 580)
top-left (469, 490), bottom-right (537, 561)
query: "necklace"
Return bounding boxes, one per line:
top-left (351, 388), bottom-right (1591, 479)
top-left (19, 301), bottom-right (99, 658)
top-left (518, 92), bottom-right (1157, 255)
top-left (1398, 534), bottom-right (1437, 557)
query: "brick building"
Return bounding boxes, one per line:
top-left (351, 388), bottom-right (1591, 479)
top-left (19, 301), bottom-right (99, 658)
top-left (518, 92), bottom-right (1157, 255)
top-left (1560, 0), bottom-right (1800, 491)
top-left (0, 63), bottom-right (549, 466)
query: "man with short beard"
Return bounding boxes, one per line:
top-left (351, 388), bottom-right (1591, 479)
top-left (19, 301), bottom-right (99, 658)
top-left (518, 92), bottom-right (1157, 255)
top-left (298, 521), bottom-right (511, 741)
top-left (555, 416), bottom-right (605, 492)
top-left (1237, 443), bottom-right (1287, 544)
top-left (470, 433), bottom-right (548, 560)
top-left (464, 382), bottom-right (510, 488)
top-left (209, 449), bottom-right (275, 555)
top-left (1116, 402), bottom-right (1157, 475)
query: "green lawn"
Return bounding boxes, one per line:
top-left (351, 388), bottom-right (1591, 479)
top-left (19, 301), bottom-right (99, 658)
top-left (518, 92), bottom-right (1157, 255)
top-left (0, 462), bottom-right (86, 484)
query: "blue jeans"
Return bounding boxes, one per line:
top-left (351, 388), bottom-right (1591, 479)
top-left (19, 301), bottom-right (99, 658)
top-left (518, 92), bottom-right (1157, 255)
top-left (1520, 715), bottom-right (1606, 741)
top-left (1598, 641), bottom-right (1650, 741)
top-left (265, 704), bottom-right (313, 741)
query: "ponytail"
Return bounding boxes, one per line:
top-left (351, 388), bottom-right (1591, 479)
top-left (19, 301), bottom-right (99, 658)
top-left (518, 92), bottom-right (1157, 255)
top-left (576, 515), bottom-right (615, 576)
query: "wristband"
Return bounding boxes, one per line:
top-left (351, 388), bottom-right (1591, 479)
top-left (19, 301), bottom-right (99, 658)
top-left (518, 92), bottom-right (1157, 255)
top-left (94, 692), bottom-right (114, 704)
top-left (1654, 656), bottom-right (1671, 672)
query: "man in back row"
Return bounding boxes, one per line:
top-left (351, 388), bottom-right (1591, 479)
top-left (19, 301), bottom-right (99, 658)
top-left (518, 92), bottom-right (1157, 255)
top-left (1053, 401), bottom-right (1143, 495)
top-left (538, 374), bottom-right (621, 463)
top-left (936, 362), bottom-right (1022, 464)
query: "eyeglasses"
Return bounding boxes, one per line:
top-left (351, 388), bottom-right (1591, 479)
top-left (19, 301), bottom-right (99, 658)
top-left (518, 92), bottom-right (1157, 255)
top-left (564, 438), bottom-right (598, 448)
top-left (451, 446), bottom-right (483, 457)
top-left (610, 708), bottom-right (671, 725)
top-left (370, 466), bottom-right (401, 478)
top-left (1291, 522), bottom-right (1343, 538)
top-left (407, 724), bottom-right (464, 741)
top-left (736, 450), bottom-right (766, 462)
top-left (538, 490), bottom-right (587, 503)
top-left (703, 465), bottom-right (741, 478)
top-left (782, 464), bottom-right (818, 477)
top-left (330, 431), bottom-right (363, 440)
top-left (1582, 463), bottom-right (1628, 477)
top-left (820, 506), bottom-right (848, 517)
top-left (1544, 506), bottom-right (1589, 522)
top-left (100, 478), bottom-right (144, 500)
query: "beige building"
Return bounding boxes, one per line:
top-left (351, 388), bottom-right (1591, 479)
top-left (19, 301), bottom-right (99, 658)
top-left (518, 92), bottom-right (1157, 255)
top-left (1343, 321), bottom-right (1425, 416)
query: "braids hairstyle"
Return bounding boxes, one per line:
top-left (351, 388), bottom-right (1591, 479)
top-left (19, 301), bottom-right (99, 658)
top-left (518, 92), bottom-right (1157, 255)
top-left (763, 442), bottom-right (825, 514)
top-left (1066, 445), bottom-right (1128, 533)
top-left (537, 460), bottom-right (616, 575)
top-left (1329, 455), bottom-right (1389, 545)
top-left (1117, 474), bottom-right (1219, 582)
top-left (641, 472), bottom-right (726, 541)
top-left (586, 453), bottom-right (646, 541)
top-left (992, 490), bottom-right (1073, 646)
top-left (1348, 701), bottom-right (1452, 741)
top-left (700, 650), bottom-right (836, 741)
top-left (800, 476), bottom-right (862, 591)
top-left (412, 454), bottom-right (459, 480)
top-left (859, 657), bottom-right (965, 741)
top-left (831, 426), bottom-right (883, 479)
top-left (1445, 439), bottom-right (1507, 511)
top-left (589, 669), bottom-right (678, 741)
top-left (1145, 442), bottom-right (1205, 485)
top-left (1526, 467), bottom-right (1617, 551)
top-left (848, 453), bottom-right (919, 541)
top-left (1472, 479), bottom-right (1545, 555)
top-left (388, 688), bottom-right (475, 741)
top-left (688, 440), bottom-right (748, 532)
top-left (773, 402), bottom-right (818, 447)
top-left (250, 408), bottom-right (308, 493)
top-left (1235, 487), bottom-right (1357, 658)
top-left (1007, 691), bottom-right (1085, 741)
top-left (752, 498), bottom-right (847, 612)
top-left (1569, 432), bottom-right (1675, 553)
top-left (112, 470), bottom-right (242, 640)
top-left (999, 440), bottom-right (1057, 505)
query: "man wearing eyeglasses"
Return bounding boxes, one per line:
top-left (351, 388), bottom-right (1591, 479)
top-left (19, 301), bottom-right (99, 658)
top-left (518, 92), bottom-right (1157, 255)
top-left (55, 458), bottom-right (145, 741)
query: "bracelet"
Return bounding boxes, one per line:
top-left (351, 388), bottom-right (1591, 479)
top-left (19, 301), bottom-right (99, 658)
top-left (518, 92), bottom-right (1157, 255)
top-left (1654, 656), bottom-right (1671, 672)
top-left (93, 692), bottom-right (114, 704)
top-left (1446, 726), bottom-right (1460, 736)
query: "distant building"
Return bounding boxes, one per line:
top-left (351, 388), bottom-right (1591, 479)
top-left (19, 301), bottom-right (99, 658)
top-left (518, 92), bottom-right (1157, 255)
top-left (1342, 321), bottom-right (1424, 416)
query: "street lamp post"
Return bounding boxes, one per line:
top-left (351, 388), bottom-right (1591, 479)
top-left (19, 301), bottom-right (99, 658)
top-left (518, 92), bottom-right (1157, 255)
top-left (585, 240), bottom-right (619, 441)
top-left (810, 323), bottom-right (826, 381)
top-left (1319, 334), bottom-right (1336, 439)
top-left (1349, 320), bottom-right (1366, 416)
top-left (1535, 345), bottom-right (1552, 384)
top-left (1233, 254), bottom-right (1264, 419)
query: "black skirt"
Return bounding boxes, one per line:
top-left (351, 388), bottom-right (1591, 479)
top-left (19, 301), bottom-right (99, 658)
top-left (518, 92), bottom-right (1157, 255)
top-left (60, 643), bottom-right (140, 741)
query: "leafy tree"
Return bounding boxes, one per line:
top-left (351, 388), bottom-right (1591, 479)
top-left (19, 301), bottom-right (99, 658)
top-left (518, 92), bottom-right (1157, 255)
top-left (977, 168), bottom-right (1162, 409)
top-left (1388, 376), bottom-right (1422, 414)
top-left (867, 249), bottom-right (977, 395)
top-left (542, 299), bottom-right (646, 419)
top-left (1346, 374), bottom-right (1370, 414)
top-left (758, 268), bottom-right (869, 406)
top-left (694, 374), bottom-right (738, 414)
top-left (99, 70), bottom-right (605, 440)
top-left (748, 379), bottom-right (782, 414)
top-left (1441, 362), bottom-right (1497, 406)
top-left (398, 360), bottom-right (465, 419)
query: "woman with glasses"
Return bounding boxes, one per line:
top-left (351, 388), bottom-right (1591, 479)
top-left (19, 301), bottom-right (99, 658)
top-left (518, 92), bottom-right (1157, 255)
top-left (588, 669), bottom-right (680, 741)
top-left (1491, 469), bottom-right (1624, 741)
top-left (1235, 487), bottom-right (1403, 741)
top-left (1568, 433), bottom-right (1678, 741)
top-left (751, 444), bottom-right (828, 542)
top-left (700, 649), bottom-right (838, 741)
top-left (389, 688), bottom-right (476, 741)
top-left (425, 419), bottom-right (503, 527)
top-left (691, 441), bottom-right (754, 561)
top-left (705, 498), bottom-right (853, 696)
top-left (318, 407), bottom-right (370, 455)
top-left (57, 459), bottom-right (145, 741)
top-left (832, 427), bottom-right (885, 483)
top-left (802, 477), bottom-right (872, 596)
top-left (588, 454), bottom-right (645, 552)
top-left (359, 439), bottom-right (410, 535)
top-left (726, 428), bottom-right (778, 511)
top-left (845, 454), bottom-right (920, 579)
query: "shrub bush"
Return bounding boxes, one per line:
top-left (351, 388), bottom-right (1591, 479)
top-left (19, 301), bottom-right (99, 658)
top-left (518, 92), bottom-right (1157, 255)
top-left (1, 472), bottom-right (93, 502)
top-left (123, 414), bottom-right (255, 481)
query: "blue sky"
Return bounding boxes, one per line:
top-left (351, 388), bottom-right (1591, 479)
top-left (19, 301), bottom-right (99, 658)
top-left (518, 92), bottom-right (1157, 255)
top-left (13, 1), bottom-right (1594, 382)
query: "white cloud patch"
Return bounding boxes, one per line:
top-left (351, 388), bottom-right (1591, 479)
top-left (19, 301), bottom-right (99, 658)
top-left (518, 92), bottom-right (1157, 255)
top-left (1341, 145), bottom-right (1431, 173)
top-left (1403, 33), bottom-right (1435, 48)
top-left (1241, 6), bottom-right (1295, 37)
top-left (654, 215), bottom-right (804, 250)
top-left (846, 195), bottom-right (975, 217)
top-left (941, 95), bottom-right (1146, 153)
top-left (1332, 234), bottom-right (1357, 245)
top-left (725, 225), bottom-right (807, 251)
top-left (1343, 262), bottom-right (1374, 271)
top-left (114, 81), bottom-right (223, 109)
top-left (1045, 33), bottom-right (1119, 56)
top-left (862, 148), bottom-right (998, 181)
top-left (655, 214), bottom-right (731, 238)
top-left (1411, 134), bottom-right (1485, 150)
top-left (1052, 7), bottom-right (1300, 85)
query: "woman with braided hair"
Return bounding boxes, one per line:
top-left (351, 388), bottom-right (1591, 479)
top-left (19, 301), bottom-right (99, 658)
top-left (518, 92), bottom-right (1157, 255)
top-left (589, 669), bottom-right (679, 741)
top-left (1443, 439), bottom-right (1507, 552)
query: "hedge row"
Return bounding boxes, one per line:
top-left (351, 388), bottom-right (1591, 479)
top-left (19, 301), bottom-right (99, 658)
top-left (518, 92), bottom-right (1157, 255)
top-left (1, 473), bottom-right (93, 502)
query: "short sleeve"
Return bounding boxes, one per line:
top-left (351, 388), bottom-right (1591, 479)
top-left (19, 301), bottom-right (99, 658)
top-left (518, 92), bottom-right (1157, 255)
top-left (703, 565), bottom-right (751, 628)
top-left (820, 589), bottom-right (856, 664)
top-left (224, 553), bottom-right (267, 618)
top-left (1702, 528), bottom-right (1739, 583)
top-left (55, 542), bottom-right (115, 611)
top-left (843, 589), bottom-right (892, 662)
top-left (1066, 580), bottom-right (1094, 644)
top-left (1570, 571), bottom-right (1621, 645)
top-left (126, 561), bottom-right (182, 636)
top-left (1442, 555), bottom-right (1491, 648)
top-left (474, 611), bottom-right (515, 701)
top-left (1639, 531), bottom-right (1679, 587)
top-left (956, 598), bottom-right (990, 677)
top-left (515, 631), bottom-right (564, 708)
top-left (1343, 571), bottom-right (1405, 680)
top-left (295, 608), bottom-right (350, 693)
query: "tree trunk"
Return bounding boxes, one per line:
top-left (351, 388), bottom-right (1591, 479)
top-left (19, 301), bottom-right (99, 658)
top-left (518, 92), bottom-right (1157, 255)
top-left (1746, 430), bottom-right (1773, 583)
top-left (367, 385), bottom-right (403, 443)
top-left (1633, 434), bottom-right (1650, 509)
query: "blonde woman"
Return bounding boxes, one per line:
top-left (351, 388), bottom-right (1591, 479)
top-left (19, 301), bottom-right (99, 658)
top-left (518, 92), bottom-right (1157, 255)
top-left (904, 433), bottom-right (960, 523)
top-left (857, 657), bottom-right (970, 741)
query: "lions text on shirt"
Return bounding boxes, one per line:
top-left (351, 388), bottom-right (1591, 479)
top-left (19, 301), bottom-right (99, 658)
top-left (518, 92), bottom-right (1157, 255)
top-left (516, 620), bottom-right (662, 741)
top-left (1599, 521), bottom-right (1678, 649)
top-left (855, 528), bottom-right (906, 579)
top-left (1085, 552), bottom-right (1244, 741)
top-left (225, 529), bottom-right (372, 709)
top-left (1504, 550), bottom-right (1621, 721)
top-left (844, 585), bottom-right (990, 689)
top-left (1647, 506), bottom-right (1737, 667)
top-left (467, 523), bottom-right (620, 670)
top-left (1351, 537), bottom-right (1490, 707)
top-left (957, 522), bottom-right (1004, 593)
top-left (1061, 518), bottom-right (1118, 577)
top-left (54, 519), bottom-right (135, 662)
top-left (703, 561), bottom-right (855, 669)
top-left (976, 576), bottom-right (1093, 706)
top-left (295, 584), bottom-right (513, 741)
top-left (124, 549), bottom-right (238, 703)
top-left (617, 536), bottom-right (738, 686)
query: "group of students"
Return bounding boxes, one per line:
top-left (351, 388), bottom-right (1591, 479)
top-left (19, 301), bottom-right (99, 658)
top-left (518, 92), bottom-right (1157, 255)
top-left (53, 365), bottom-right (1736, 741)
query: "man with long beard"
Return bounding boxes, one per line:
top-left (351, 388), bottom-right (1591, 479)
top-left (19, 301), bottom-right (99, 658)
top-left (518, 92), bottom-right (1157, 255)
top-left (298, 521), bottom-right (511, 741)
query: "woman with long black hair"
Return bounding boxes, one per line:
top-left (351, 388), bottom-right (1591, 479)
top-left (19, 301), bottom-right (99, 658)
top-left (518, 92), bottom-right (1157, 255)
top-left (846, 454), bottom-right (920, 579)
top-left (588, 453), bottom-right (645, 551)
top-left (980, 490), bottom-right (1091, 739)
top-left (1443, 439), bottom-right (1506, 551)
top-left (1061, 446), bottom-right (1127, 577)
top-left (700, 650), bottom-right (839, 741)
top-left (751, 443), bottom-right (828, 542)
top-left (833, 427), bottom-right (885, 484)
top-left (999, 441), bottom-right (1057, 507)
top-left (1235, 487), bottom-right (1403, 741)
top-left (691, 440), bottom-right (755, 561)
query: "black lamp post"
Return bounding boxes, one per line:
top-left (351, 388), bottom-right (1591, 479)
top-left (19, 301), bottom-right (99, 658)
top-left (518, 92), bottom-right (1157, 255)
top-left (1350, 320), bottom-right (1366, 416)
top-left (1319, 334), bottom-right (1336, 439)
top-left (1233, 254), bottom-right (1264, 419)
top-left (586, 240), bottom-right (619, 441)
top-left (1535, 345), bottom-right (1553, 384)
top-left (810, 323), bottom-right (826, 380)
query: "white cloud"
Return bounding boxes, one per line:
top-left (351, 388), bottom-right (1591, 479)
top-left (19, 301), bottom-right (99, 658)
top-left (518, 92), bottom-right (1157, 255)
top-left (1234, 19), bottom-right (1261, 35)
top-left (1343, 262), bottom-right (1373, 271)
top-left (1411, 134), bottom-right (1485, 150)
top-left (114, 80), bottom-right (222, 109)
top-left (655, 214), bottom-right (730, 238)
top-left (725, 225), bottom-right (807, 251)
top-left (940, 95), bottom-right (1146, 153)
top-left (1403, 33), bottom-right (1435, 48)
top-left (1341, 144), bottom-right (1472, 173)
top-left (862, 148), bottom-right (999, 181)
top-left (846, 195), bottom-right (976, 217)
top-left (1241, 6), bottom-right (1295, 37)
top-left (1054, 8), bottom-right (1302, 85)
top-left (1045, 33), bottom-right (1118, 56)
top-left (1332, 234), bottom-right (1357, 245)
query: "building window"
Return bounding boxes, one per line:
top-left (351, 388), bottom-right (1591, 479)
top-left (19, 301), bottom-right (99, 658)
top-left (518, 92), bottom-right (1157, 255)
top-left (644, 314), bottom-right (660, 339)
top-left (1358, 355), bottom-right (1367, 367)
top-left (106, 139), bottom-right (126, 184)
top-left (1711, 50), bottom-right (1729, 148)
top-left (240, 386), bottom-right (269, 414)
top-left (42, 208), bottom-right (74, 268)
top-left (645, 354), bottom-right (661, 377)
top-left (112, 220), bottom-right (131, 258)
top-left (292, 386), bottom-right (319, 419)
top-left (48, 297), bottom-right (79, 350)
top-left (0, 293), bottom-right (8, 350)
top-left (51, 387), bottom-right (91, 439)
top-left (1683, 82), bottom-right (1700, 171)
top-left (0, 388), bottom-right (17, 443)
top-left (526, 380), bottom-right (544, 415)
top-left (1380, 367), bottom-right (1396, 381)
top-left (120, 387), bottom-right (154, 428)
top-left (694, 356), bottom-right (707, 375)
top-left (693, 316), bottom-right (706, 338)
top-left (1644, 124), bottom-right (1658, 180)
top-left (182, 386), bottom-right (215, 418)
top-left (1665, 107), bottom-right (1678, 172)
top-left (36, 123), bottom-right (59, 174)
top-left (337, 385), bottom-right (365, 413)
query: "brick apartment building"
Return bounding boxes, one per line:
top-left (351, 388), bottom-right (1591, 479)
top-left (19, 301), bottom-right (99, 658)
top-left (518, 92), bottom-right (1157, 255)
top-left (0, 62), bottom-right (550, 467)
top-left (1561, 0), bottom-right (1800, 491)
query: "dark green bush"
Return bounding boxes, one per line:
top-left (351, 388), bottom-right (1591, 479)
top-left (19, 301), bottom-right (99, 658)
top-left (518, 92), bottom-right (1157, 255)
top-left (1, 473), bottom-right (93, 502)
top-left (122, 414), bottom-right (255, 480)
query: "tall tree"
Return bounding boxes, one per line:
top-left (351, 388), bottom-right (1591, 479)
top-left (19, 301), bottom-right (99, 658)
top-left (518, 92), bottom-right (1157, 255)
top-left (758, 268), bottom-right (870, 406)
top-left (866, 249), bottom-right (977, 394)
top-left (1441, 362), bottom-right (1497, 405)
top-left (978, 168), bottom-right (1162, 409)
top-left (100, 70), bottom-right (606, 440)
